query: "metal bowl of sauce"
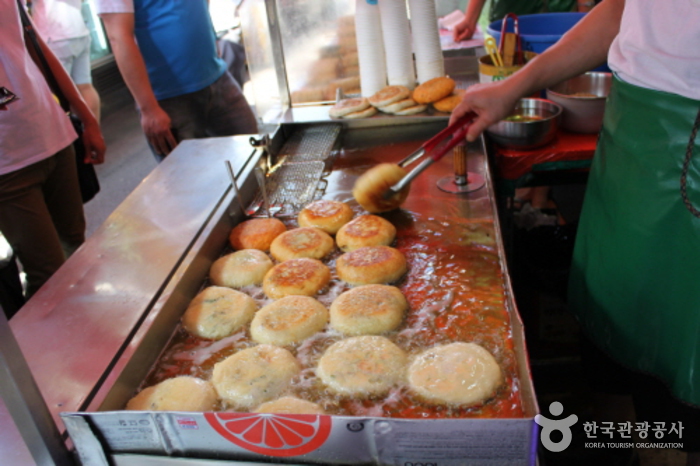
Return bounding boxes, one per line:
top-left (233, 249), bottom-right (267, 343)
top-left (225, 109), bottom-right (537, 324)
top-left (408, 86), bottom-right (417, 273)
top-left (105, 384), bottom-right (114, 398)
top-left (485, 98), bottom-right (563, 150)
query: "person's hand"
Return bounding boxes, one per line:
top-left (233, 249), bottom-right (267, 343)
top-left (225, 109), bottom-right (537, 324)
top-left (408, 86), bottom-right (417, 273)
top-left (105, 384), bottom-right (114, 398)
top-left (453, 19), bottom-right (477, 42)
top-left (140, 104), bottom-right (178, 156)
top-left (450, 80), bottom-right (522, 142)
top-left (81, 119), bottom-right (107, 164)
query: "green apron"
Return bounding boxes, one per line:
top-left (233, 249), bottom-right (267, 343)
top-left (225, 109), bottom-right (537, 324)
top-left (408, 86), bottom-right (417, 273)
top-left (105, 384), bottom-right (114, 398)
top-left (569, 76), bottom-right (700, 406)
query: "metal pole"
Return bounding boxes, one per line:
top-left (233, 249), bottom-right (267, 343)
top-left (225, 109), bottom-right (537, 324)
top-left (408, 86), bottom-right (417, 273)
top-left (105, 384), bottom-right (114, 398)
top-left (0, 311), bottom-right (73, 465)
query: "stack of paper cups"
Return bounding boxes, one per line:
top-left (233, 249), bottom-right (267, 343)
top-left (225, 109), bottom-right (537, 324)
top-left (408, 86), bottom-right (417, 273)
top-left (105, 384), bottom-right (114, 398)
top-left (377, 0), bottom-right (416, 89)
top-left (355, 0), bottom-right (387, 97)
top-left (408, 0), bottom-right (445, 83)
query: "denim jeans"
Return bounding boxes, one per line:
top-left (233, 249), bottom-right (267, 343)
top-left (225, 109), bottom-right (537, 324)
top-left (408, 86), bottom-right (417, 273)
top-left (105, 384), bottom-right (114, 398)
top-left (153, 71), bottom-right (259, 162)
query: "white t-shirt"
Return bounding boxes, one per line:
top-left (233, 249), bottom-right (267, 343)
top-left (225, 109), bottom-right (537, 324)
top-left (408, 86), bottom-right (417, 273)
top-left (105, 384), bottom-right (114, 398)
top-left (31, 0), bottom-right (89, 42)
top-left (608, 0), bottom-right (700, 101)
top-left (0, 0), bottom-right (77, 176)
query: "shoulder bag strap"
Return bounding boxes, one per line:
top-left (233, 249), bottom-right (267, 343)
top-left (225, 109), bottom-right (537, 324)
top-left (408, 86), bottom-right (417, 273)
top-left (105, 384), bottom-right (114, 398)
top-left (16, 0), bottom-right (70, 113)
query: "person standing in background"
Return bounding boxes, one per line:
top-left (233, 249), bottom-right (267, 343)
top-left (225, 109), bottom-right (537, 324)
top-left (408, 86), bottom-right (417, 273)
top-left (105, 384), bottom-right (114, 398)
top-left (1, 0), bottom-right (106, 302)
top-left (452, 0), bottom-right (588, 42)
top-left (29, 0), bottom-right (102, 122)
top-left (95, 0), bottom-right (258, 161)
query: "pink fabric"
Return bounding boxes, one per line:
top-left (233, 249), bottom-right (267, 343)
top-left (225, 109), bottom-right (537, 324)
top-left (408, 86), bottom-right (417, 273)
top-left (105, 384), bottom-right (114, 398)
top-left (608, 0), bottom-right (700, 101)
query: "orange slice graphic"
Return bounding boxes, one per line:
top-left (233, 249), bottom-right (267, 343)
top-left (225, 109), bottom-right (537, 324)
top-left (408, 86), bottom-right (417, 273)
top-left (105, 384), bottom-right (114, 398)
top-left (205, 412), bottom-right (332, 457)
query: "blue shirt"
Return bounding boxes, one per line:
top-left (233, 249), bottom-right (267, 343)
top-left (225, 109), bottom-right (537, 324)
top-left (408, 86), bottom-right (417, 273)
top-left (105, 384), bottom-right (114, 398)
top-left (132, 0), bottom-right (226, 100)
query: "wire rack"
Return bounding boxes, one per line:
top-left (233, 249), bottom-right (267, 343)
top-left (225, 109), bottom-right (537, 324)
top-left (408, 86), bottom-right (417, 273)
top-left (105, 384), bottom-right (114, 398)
top-left (247, 123), bottom-right (341, 217)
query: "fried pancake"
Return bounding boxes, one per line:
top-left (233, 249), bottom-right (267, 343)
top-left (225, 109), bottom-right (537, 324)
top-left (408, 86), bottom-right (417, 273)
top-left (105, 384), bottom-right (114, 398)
top-left (269, 227), bottom-right (335, 262)
top-left (329, 284), bottom-right (407, 335)
top-left (250, 295), bottom-right (329, 346)
top-left (209, 249), bottom-right (273, 288)
top-left (408, 342), bottom-right (504, 407)
top-left (229, 218), bottom-right (287, 251)
top-left (298, 200), bottom-right (354, 235)
top-left (262, 258), bottom-right (331, 299)
top-left (212, 345), bottom-right (300, 409)
top-left (336, 214), bottom-right (396, 252)
top-left (336, 246), bottom-right (408, 286)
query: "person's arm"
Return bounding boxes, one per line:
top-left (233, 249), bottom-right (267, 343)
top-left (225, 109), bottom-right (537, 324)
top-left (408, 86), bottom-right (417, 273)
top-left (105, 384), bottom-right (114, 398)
top-left (100, 12), bottom-right (178, 156)
top-left (34, 30), bottom-right (107, 163)
top-left (452, 0), bottom-right (487, 42)
top-left (451, 0), bottom-right (625, 141)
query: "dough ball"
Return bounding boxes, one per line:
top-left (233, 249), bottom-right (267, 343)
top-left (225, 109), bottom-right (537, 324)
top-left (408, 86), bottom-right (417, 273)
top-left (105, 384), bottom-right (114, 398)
top-left (253, 396), bottom-right (326, 415)
top-left (126, 376), bottom-right (217, 411)
top-left (209, 249), bottom-right (273, 288)
top-left (412, 76), bottom-right (456, 104)
top-left (251, 295), bottom-right (329, 346)
top-left (330, 284), bottom-right (407, 335)
top-left (316, 335), bottom-right (407, 397)
top-left (269, 227), bottom-right (335, 262)
top-left (212, 344), bottom-right (301, 409)
top-left (353, 163), bottom-right (410, 213)
top-left (336, 214), bottom-right (396, 252)
top-left (408, 342), bottom-right (504, 407)
top-left (329, 97), bottom-right (370, 118)
top-left (336, 246), bottom-right (408, 286)
top-left (298, 200), bottom-right (354, 235)
top-left (368, 85), bottom-right (411, 108)
top-left (433, 89), bottom-right (466, 113)
top-left (182, 286), bottom-right (257, 340)
top-left (229, 218), bottom-right (287, 251)
top-left (263, 258), bottom-right (331, 300)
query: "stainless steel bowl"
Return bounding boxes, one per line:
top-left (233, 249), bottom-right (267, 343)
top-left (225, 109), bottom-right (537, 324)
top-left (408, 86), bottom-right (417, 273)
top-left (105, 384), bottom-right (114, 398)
top-left (485, 98), bottom-right (562, 150)
top-left (546, 72), bottom-right (612, 133)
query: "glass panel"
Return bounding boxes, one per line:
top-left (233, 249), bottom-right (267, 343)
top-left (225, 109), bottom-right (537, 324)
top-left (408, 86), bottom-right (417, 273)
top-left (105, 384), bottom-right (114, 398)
top-left (82, 0), bottom-right (111, 62)
top-left (276, 0), bottom-right (358, 105)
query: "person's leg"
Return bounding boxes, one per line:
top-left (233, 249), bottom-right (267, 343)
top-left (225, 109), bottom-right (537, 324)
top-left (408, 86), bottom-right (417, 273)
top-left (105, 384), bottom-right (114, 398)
top-left (0, 150), bottom-right (74, 297)
top-left (204, 72), bottom-right (258, 137)
top-left (152, 91), bottom-right (209, 161)
top-left (42, 145), bottom-right (86, 258)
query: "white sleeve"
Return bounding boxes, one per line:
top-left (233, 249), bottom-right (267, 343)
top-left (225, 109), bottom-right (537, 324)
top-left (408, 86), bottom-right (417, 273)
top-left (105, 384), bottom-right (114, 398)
top-left (94, 0), bottom-right (134, 15)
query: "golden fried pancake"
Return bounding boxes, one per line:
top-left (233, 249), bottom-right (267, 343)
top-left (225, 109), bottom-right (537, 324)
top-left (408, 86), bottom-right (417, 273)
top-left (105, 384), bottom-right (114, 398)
top-left (253, 396), bottom-right (326, 415)
top-left (412, 76), bottom-right (456, 104)
top-left (263, 258), bottom-right (331, 299)
top-left (212, 345), bottom-right (301, 409)
top-left (433, 89), bottom-right (466, 113)
top-left (336, 214), bottom-right (396, 252)
top-left (379, 98), bottom-right (416, 114)
top-left (330, 284), bottom-right (407, 335)
top-left (368, 85), bottom-right (411, 107)
top-left (126, 376), bottom-right (217, 411)
top-left (316, 335), bottom-right (407, 397)
top-left (298, 200), bottom-right (354, 235)
top-left (353, 163), bottom-right (410, 213)
top-left (394, 104), bottom-right (428, 116)
top-left (250, 295), bottom-right (329, 346)
top-left (269, 227), bottom-right (335, 262)
top-left (343, 106), bottom-right (378, 119)
top-left (182, 286), bottom-right (257, 340)
top-left (229, 218), bottom-right (287, 251)
top-left (408, 342), bottom-right (503, 407)
top-left (336, 246), bottom-right (407, 286)
top-left (329, 97), bottom-right (371, 118)
top-left (209, 249), bottom-right (273, 288)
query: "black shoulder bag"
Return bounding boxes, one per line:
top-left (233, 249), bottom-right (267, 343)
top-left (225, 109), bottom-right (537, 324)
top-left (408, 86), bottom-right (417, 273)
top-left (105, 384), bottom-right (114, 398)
top-left (16, 0), bottom-right (100, 203)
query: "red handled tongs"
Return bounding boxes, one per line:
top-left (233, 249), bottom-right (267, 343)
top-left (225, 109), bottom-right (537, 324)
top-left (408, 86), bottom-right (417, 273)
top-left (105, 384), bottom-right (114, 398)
top-left (385, 112), bottom-right (477, 197)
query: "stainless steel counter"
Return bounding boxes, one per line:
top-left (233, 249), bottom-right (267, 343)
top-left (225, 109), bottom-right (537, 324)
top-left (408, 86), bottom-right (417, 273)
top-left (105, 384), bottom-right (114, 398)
top-left (1, 116), bottom-right (537, 465)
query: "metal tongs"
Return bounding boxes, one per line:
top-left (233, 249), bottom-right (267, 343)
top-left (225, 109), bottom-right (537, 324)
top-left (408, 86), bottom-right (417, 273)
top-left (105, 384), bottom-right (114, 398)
top-left (385, 112), bottom-right (477, 197)
top-left (499, 13), bottom-right (523, 66)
